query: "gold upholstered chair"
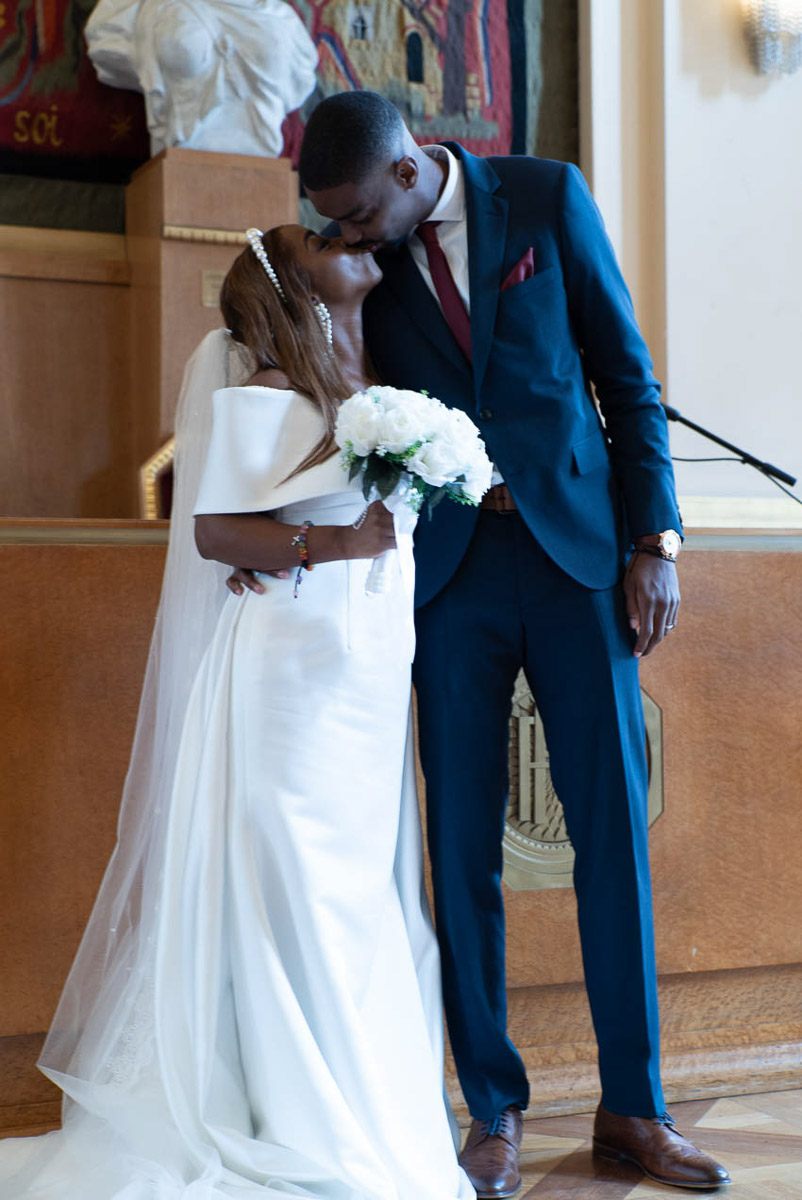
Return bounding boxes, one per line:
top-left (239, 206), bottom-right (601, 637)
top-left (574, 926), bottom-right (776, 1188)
top-left (139, 437), bottom-right (175, 519)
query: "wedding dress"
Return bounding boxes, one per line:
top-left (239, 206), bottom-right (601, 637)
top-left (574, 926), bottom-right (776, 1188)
top-left (0, 333), bottom-right (474, 1200)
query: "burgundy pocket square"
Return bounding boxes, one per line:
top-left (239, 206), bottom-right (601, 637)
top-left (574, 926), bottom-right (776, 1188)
top-left (501, 248), bottom-right (535, 291)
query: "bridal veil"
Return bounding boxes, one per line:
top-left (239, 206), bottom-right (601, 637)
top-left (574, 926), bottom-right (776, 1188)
top-left (1, 330), bottom-right (249, 1194)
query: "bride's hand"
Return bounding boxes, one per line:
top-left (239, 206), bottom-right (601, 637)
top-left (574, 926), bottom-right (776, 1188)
top-left (224, 506), bottom-right (395, 595)
top-left (343, 501), bottom-right (397, 560)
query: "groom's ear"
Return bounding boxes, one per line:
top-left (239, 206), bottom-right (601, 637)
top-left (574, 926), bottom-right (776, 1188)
top-left (393, 156), bottom-right (419, 190)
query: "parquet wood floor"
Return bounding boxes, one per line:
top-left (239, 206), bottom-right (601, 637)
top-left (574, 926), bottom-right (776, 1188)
top-left (510, 1090), bottom-right (802, 1197)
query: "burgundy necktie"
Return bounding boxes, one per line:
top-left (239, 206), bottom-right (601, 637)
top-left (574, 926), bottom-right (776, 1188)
top-left (416, 221), bottom-right (472, 362)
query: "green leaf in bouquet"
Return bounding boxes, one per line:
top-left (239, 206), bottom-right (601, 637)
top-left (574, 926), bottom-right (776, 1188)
top-left (376, 464), bottom-right (402, 500)
top-left (348, 457), bottom-right (364, 483)
top-left (383, 439), bottom-right (424, 465)
top-left (425, 485), bottom-right (448, 517)
top-left (361, 455), bottom-right (399, 502)
top-left (446, 483), bottom-right (480, 507)
top-left (361, 455), bottom-right (382, 500)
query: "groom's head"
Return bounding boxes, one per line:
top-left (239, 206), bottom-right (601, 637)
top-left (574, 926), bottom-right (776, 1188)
top-left (300, 92), bottom-right (438, 250)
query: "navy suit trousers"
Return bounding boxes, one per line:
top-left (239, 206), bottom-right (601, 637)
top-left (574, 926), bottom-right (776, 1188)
top-left (413, 511), bottom-right (665, 1121)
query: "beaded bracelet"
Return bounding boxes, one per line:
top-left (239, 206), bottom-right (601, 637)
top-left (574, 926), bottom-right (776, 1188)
top-left (290, 521), bottom-right (315, 598)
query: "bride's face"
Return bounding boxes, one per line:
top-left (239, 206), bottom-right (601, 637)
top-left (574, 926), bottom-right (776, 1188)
top-left (278, 224), bottom-right (382, 306)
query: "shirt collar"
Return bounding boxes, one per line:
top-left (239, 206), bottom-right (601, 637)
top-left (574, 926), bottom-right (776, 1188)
top-left (420, 144), bottom-right (465, 224)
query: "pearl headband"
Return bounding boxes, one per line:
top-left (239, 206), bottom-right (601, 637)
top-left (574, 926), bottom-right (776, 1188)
top-left (245, 227), bottom-right (286, 300)
top-left (245, 226), bottom-right (333, 349)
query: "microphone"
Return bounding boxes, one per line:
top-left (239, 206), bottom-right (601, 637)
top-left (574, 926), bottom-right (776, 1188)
top-left (663, 403), bottom-right (797, 488)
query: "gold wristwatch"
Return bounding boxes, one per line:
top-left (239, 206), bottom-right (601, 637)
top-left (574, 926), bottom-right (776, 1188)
top-left (633, 530), bottom-right (682, 562)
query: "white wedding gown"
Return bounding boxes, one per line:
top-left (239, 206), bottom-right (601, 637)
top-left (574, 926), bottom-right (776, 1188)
top-left (0, 383), bottom-right (474, 1200)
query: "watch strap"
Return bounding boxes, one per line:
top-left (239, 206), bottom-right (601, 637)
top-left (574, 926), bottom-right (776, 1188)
top-left (633, 543), bottom-right (677, 563)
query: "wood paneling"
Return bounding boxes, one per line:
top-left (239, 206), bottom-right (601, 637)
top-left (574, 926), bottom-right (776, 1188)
top-left (445, 963), bottom-right (802, 1121)
top-left (438, 534), bottom-right (802, 1115)
top-left (0, 224), bottom-right (127, 265)
top-left (0, 151), bottom-right (299, 519)
top-left (0, 524), bottom-right (167, 1039)
top-left (0, 527), bottom-right (799, 1134)
top-left (0, 266), bottom-right (134, 517)
top-left (0, 521), bottom-right (168, 1135)
top-left (499, 541), bottom-right (802, 990)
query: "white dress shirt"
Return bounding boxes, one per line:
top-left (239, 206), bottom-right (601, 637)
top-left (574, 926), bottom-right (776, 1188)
top-left (411, 145), bottom-right (503, 487)
top-left (410, 145), bottom-right (471, 310)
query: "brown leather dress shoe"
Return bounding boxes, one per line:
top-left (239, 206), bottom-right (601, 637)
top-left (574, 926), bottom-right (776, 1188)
top-left (459, 1106), bottom-right (523, 1198)
top-left (593, 1104), bottom-right (731, 1189)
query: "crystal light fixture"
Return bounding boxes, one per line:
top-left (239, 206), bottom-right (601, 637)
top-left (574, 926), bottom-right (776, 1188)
top-left (742, 0), bottom-right (802, 74)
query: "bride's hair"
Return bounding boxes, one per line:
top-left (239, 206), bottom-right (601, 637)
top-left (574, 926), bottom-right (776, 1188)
top-left (220, 228), bottom-right (352, 477)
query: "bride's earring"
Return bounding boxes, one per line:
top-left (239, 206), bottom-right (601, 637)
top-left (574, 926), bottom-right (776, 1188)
top-left (313, 299), bottom-right (333, 350)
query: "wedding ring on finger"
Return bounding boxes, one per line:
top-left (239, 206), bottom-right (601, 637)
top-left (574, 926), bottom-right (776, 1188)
top-left (666, 623), bottom-right (677, 631)
top-left (352, 507), bottom-right (368, 531)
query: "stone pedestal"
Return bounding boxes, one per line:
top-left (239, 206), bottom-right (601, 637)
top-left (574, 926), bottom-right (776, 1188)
top-left (126, 149), bottom-right (297, 466)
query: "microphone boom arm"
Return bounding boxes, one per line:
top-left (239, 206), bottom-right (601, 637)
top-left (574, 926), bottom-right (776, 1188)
top-left (662, 404), bottom-right (797, 488)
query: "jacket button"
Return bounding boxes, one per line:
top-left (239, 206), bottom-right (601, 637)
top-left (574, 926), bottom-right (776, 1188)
top-left (479, 407), bottom-right (494, 420)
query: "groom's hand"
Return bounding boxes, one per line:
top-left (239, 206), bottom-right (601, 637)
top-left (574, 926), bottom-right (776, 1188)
top-left (226, 567), bottom-right (287, 595)
top-left (623, 552), bottom-right (680, 658)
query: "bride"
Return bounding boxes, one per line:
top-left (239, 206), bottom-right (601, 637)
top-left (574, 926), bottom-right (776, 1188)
top-left (0, 225), bottom-right (475, 1200)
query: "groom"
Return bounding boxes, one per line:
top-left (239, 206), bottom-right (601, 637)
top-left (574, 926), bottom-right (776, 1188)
top-left (238, 91), bottom-right (729, 1195)
top-left (295, 93), bottom-right (731, 1197)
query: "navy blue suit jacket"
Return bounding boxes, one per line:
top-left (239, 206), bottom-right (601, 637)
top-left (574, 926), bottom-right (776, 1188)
top-left (360, 145), bottom-right (681, 608)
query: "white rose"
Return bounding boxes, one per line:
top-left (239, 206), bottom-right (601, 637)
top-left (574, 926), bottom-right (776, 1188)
top-left (431, 421), bottom-right (481, 476)
top-left (369, 386), bottom-right (405, 410)
top-left (416, 395), bottom-right (452, 437)
top-left (444, 407), bottom-right (481, 438)
top-left (376, 403), bottom-right (425, 456)
top-left (411, 407), bottom-right (493, 497)
top-left (406, 438), bottom-right (463, 487)
top-left (459, 456), bottom-right (494, 503)
top-left (335, 392), bottom-right (385, 457)
top-left (373, 387), bottom-right (447, 435)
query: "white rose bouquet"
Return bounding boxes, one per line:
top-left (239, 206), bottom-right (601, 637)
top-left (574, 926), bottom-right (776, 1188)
top-left (335, 386), bottom-right (493, 594)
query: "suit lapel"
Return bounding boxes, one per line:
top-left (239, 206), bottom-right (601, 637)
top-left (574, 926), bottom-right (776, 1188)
top-left (375, 146), bottom-right (508, 402)
top-left (451, 145), bottom-right (508, 407)
top-left (377, 244), bottom-right (471, 379)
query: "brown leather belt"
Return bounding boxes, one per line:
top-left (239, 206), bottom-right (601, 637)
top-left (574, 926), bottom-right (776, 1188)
top-left (480, 483), bottom-right (518, 512)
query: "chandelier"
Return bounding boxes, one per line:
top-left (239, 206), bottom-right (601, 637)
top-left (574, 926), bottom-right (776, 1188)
top-left (742, 0), bottom-right (802, 74)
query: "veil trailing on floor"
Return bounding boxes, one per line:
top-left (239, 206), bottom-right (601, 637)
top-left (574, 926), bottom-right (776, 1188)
top-left (0, 330), bottom-right (252, 1195)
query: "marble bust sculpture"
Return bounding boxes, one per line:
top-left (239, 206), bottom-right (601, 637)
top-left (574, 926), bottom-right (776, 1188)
top-left (85, 0), bottom-right (318, 157)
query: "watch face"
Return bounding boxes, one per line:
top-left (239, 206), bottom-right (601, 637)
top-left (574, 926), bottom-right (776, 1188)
top-left (662, 530), bottom-right (681, 558)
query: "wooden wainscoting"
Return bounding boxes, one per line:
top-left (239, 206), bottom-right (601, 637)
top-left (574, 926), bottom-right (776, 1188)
top-left (1, 525), bottom-right (800, 1136)
top-left (0, 228), bottom-right (135, 518)
top-left (0, 152), bottom-right (298, 520)
top-left (0, 521), bottom-right (167, 1133)
top-left (442, 530), bottom-right (802, 1119)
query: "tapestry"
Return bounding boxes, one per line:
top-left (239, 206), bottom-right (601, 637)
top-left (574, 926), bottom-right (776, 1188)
top-left (0, 0), bottom-right (149, 180)
top-left (286, 0), bottom-right (531, 159)
top-left (0, 0), bottom-right (576, 203)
